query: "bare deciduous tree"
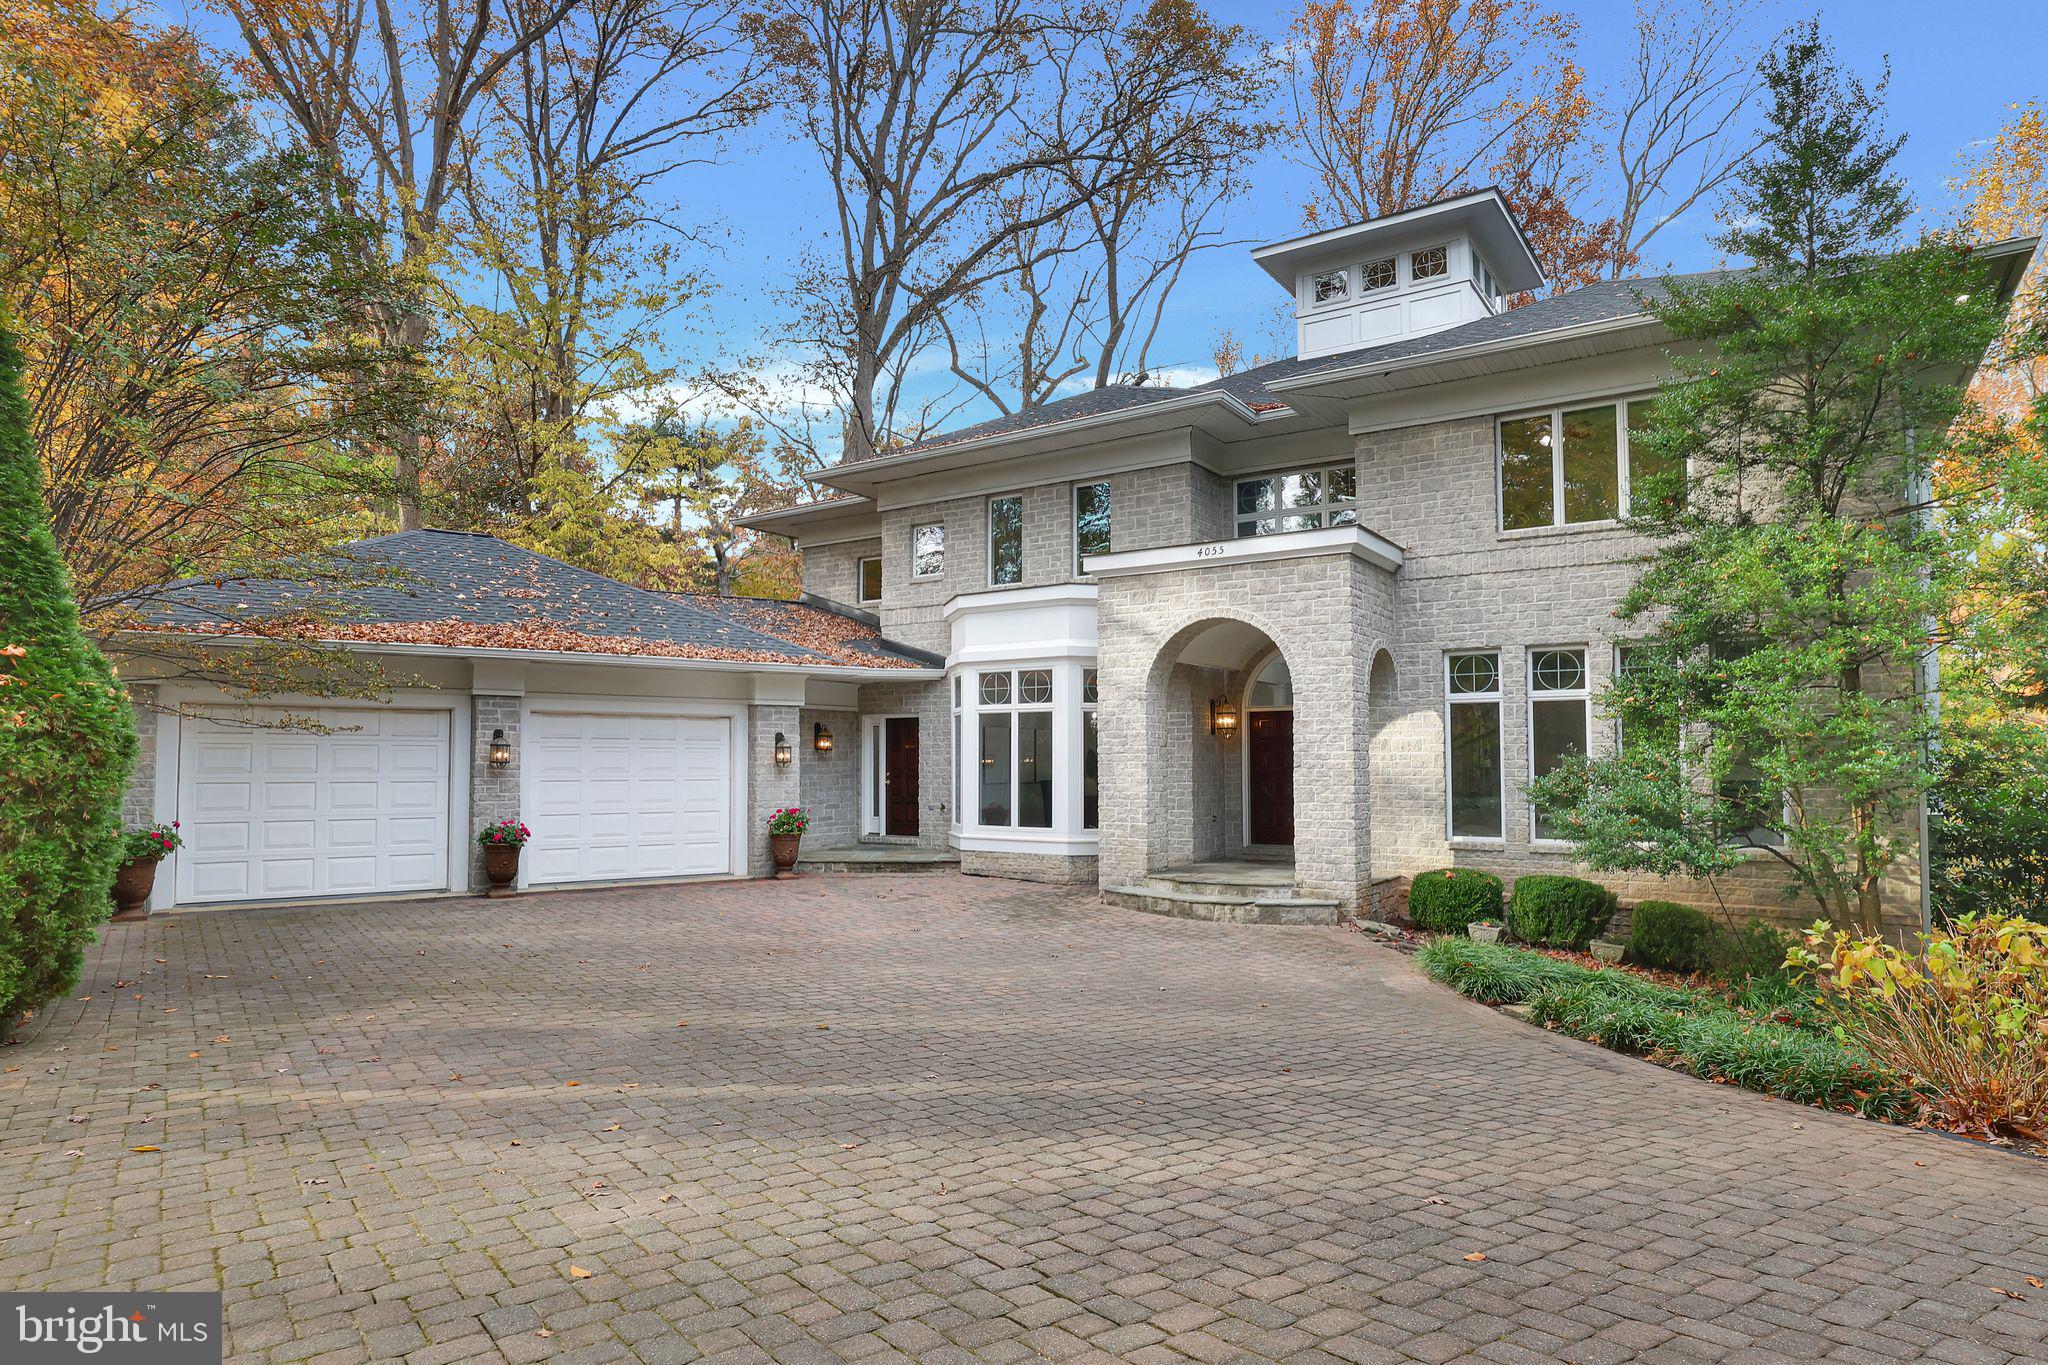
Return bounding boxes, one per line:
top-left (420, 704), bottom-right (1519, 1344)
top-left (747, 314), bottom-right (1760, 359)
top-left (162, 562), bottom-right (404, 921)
top-left (750, 0), bottom-right (1268, 463)
top-left (1604, 0), bottom-right (1760, 273)
top-left (215, 0), bottom-right (580, 528)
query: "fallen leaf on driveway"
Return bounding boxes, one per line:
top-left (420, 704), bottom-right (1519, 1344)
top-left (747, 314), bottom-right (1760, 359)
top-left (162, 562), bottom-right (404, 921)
top-left (1994, 1288), bottom-right (2027, 1301)
top-left (537, 1328), bottom-right (554, 1338)
top-left (565, 1081), bottom-right (580, 1087)
top-left (601, 1124), bottom-right (621, 1133)
top-left (658, 1194), bottom-right (675, 1203)
top-left (64, 1149), bottom-right (83, 1157)
top-left (1463, 1253), bottom-right (1488, 1263)
top-left (567, 1265), bottom-right (594, 1279)
top-left (2028, 1277), bottom-right (2045, 1290)
top-left (130, 1145), bottom-right (161, 1153)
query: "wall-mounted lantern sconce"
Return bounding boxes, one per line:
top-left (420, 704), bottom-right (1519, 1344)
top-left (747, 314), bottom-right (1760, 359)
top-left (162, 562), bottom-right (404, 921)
top-left (1209, 699), bottom-right (1239, 737)
top-left (813, 722), bottom-right (834, 753)
top-left (773, 732), bottom-right (793, 767)
top-left (488, 728), bottom-right (513, 768)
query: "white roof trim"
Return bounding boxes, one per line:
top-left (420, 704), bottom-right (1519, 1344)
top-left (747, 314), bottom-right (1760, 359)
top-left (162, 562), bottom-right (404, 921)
top-left (1084, 525), bottom-right (1404, 579)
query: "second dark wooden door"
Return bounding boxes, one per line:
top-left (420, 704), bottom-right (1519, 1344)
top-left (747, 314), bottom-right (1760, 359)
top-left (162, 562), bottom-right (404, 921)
top-left (884, 717), bottom-right (920, 837)
top-left (1247, 711), bottom-right (1294, 846)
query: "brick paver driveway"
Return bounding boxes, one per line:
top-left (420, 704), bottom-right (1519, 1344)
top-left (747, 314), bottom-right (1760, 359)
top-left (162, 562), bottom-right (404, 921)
top-left (5, 875), bottom-right (2048, 1364)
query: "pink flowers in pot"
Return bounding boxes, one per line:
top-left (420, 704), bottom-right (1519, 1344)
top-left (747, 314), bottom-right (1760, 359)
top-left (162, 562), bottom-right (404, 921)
top-left (766, 807), bottom-right (809, 836)
top-left (121, 821), bottom-right (182, 863)
top-left (477, 819), bottom-right (531, 847)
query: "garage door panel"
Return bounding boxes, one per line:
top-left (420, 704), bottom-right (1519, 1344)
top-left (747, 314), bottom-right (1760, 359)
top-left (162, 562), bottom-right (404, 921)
top-left (177, 709), bottom-right (451, 905)
top-left (526, 711), bottom-right (733, 885)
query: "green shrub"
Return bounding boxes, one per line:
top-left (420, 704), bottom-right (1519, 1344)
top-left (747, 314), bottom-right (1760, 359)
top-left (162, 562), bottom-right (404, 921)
top-left (0, 320), bottom-right (136, 1037)
top-left (1508, 874), bottom-right (1617, 949)
top-left (1407, 867), bottom-right (1504, 933)
top-left (1416, 938), bottom-right (1586, 1003)
top-left (1529, 980), bottom-right (1917, 1121)
top-left (1715, 919), bottom-right (1795, 981)
top-left (1626, 901), bottom-right (1720, 973)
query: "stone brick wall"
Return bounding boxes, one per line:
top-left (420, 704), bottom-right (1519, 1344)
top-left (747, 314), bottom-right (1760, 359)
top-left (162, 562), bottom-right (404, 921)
top-left (960, 850), bottom-right (1099, 884)
top-left (470, 695), bottom-right (522, 892)
top-left (746, 704), bottom-right (804, 877)
top-left (854, 678), bottom-right (952, 847)
top-left (797, 706), bottom-right (860, 848)
top-left (800, 537), bottom-right (882, 610)
top-left (122, 685), bottom-right (158, 829)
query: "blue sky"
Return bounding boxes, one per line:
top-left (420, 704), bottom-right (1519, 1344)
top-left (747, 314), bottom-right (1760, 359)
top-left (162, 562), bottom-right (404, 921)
top-left (167, 0), bottom-right (2044, 440)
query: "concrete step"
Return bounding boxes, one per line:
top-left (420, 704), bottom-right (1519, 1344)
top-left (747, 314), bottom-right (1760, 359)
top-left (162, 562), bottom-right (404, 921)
top-left (1101, 884), bottom-right (1343, 926)
top-left (1136, 874), bottom-right (1292, 898)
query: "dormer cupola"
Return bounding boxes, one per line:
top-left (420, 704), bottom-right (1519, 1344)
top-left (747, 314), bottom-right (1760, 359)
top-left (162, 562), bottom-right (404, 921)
top-left (1251, 188), bottom-right (1546, 361)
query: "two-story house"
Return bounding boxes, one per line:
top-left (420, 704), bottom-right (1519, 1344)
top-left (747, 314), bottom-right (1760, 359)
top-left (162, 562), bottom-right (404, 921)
top-left (745, 188), bottom-right (2038, 930)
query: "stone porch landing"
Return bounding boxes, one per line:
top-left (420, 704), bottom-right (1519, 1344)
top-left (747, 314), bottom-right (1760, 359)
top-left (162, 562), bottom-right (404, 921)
top-left (1102, 854), bottom-right (1344, 925)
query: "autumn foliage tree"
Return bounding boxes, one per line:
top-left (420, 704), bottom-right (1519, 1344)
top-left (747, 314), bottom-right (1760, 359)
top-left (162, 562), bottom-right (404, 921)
top-left (1285, 0), bottom-right (1620, 291)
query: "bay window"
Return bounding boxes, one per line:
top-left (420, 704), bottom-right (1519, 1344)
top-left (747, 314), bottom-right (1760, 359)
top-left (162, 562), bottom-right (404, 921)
top-left (1446, 652), bottom-right (1503, 839)
top-left (975, 668), bottom-right (1053, 829)
top-left (1235, 464), bottom-right (1357, 538)
top-left (1528, 648), bottom-right (1589, 841)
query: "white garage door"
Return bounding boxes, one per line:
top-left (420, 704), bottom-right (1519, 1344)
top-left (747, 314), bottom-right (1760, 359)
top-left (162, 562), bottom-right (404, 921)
top-left (525, 711), bottom-right (735, 884)
top-left (178, 708), bottom-right (452, 904)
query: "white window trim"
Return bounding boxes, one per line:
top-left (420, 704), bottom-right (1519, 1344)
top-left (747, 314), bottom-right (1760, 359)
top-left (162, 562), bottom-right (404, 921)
top-left (910, 522), bottom-right (945, 580)
top-left (1495, 393), bottom-right (1662, 533)
top-left (1072, 481), bottom-right (1111, 577)
top-left (1360, 255), bottom-right (1397, 292)
top-left (1527, 645), bottom-right (1591, 846)
top-left (861, 712), bottom-right (919, 839)
top-left (1234, 463), bottom-right (1359, 540)
top-left (956, 662), bottom-right (1099, 848)
top-left (1410, 244), bottom-right (1450, 281)
top-left (857, 555), bottom-right (882, 605)
top-left (1080, 666), bottom-right (1099, 832)
top-left (1304, 265), bottom-right (1352, 311)
top-left (1443, 651), bottom-right (1505, 844)
top-left (987, 493), bottom-right (1024, 587)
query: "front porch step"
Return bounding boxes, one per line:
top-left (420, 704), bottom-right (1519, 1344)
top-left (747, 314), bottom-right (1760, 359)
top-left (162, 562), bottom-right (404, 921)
top-left (1101, 884), bottom-right (1343, 926)
top-left (800, 846), bottom-right (960, 873)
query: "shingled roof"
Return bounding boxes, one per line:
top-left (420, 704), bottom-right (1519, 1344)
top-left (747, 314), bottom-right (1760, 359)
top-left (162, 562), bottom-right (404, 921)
top-left (851, 272), bottom-right (1720, 458)
top-left (126, 530), bottom-right (935, 671)
top-left (663, 593), bottom-right (942, 669)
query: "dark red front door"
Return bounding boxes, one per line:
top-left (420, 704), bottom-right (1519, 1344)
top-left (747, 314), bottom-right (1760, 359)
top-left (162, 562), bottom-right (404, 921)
top-left (1247, 711), bottom-right (1294, 846)
top-left (885, 717), bottom-right (920, 837)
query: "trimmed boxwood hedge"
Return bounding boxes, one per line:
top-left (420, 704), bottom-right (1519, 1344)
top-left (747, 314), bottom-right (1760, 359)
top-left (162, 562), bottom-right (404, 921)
top-left (1626, 900), bottom-right (1721, 973)
top-left (1407, 867), bottom-right (1503, 933)
top-left (1507, 874), bottom-right (1616, 950)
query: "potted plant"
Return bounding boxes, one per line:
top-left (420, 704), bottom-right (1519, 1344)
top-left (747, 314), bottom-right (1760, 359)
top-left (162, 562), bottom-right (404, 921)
top-left (477, 819), bottom-right (530, 898)
top-left (1466, 918), bottom-right (1505, 945)
top-left (111, 821), bottom-right (181, 922)
top-left (766, 807), bottom-right (809, 878)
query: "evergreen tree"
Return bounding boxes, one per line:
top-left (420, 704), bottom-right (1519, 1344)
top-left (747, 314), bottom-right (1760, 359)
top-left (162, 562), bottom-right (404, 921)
top-left (0, 317), bottom-right (136, 1034)
top-left (1527, 23), bottom-right (2013, 932)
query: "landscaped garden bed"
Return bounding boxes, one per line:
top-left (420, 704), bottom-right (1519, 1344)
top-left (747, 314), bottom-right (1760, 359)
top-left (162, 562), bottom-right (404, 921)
top-left (1406, 869), bottom-right (2048, 1157)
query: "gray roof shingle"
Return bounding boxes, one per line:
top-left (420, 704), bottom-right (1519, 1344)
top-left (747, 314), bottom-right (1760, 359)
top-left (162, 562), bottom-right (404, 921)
top-left (131, 530), bottom-right (930, 669)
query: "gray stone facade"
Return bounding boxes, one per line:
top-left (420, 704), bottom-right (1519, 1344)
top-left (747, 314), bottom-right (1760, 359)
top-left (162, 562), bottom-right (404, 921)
top-left (469, 694), bottom-right (522, 892)
top-left (121, 685), bottom-right (158, 830)
top-left (853, 678), bottom-right (952, 848)
top-left (799, 536), bottom-right (882, 611)
top-left (745, 704), bottom-right (804, 877)
top-left (959, 850), bottom-right (1099, 884)
top-left (796, 705), bottom-right (861, 848)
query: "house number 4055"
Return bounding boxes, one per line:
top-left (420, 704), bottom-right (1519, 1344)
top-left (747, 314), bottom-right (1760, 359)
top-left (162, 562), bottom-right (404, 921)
top-left (1194, 544), bottom-right (1226, 558)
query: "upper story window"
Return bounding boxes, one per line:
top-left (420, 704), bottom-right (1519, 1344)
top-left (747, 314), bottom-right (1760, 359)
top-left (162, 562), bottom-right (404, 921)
top-left (1234, 463), bottom-right (1357, 538)
top-left (988, 495), bottom-right (1023, 585)
top-left (1311, 268), bottom-right (1349, 305)
top-left (1411, 245), bottom-right (1449, 280)
top-left (911, 522), bottom-right (945, 579)
top-left (858, 555), bottom-right (882, 604)
top-left (1073, 481), bottom-right (1111, 574)
top-left (1498, 395), bottom-right (1669, 532)
top-left (1361, 256), bottom-right (1396, 291)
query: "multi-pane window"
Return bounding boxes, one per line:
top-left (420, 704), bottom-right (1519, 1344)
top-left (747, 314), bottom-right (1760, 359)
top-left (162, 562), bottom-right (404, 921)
top-left (1082, 667), bottom-right (1099, 831)
top-left (1235, 464), bottom-right (1358, 538)
top-left (988, 495), bottom-right (1023, 585)
top-left (1312, 268), bottom-right (1349, 304)
top-left (1498, 396), bottom-right (1669, 531)
top-left (1708, 644), bottom-right (1784, 848)
top-left (1411, 245), bottom-right (1448, 280)
top-left (1614, 644), bottom-right (1677, 757)
top-left (1446, 652), bottom-right (1503, 839)
top-left (1362, 256), bottom-right (1396, 290)
top-left (1626, 399), bottom-right (1682, 515)
top-left (858, 556), bottom-right (882, 604)
top-left (1074, 482), bottom-right (1111, 574)
top-left (911, 523), bottom-right (945, 578)
top-left (975, 669), bottom-right (1053, 829)
top-left (1529, 648), bottom-right (1589, 841)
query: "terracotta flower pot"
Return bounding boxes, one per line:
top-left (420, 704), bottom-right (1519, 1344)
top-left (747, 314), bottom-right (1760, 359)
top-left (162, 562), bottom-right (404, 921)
top-left (110, 857), bottom-right (157, 922)
top-left (769, 832), bottom-right (802, 879)
top-left (482, 842), bottom-right (521, 898)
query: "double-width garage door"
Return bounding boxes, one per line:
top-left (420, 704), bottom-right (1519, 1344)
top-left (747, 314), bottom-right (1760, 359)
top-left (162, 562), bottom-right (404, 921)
top-left (524, 711), bottom-right (735, 885)
top-left (178, 708), bottom-right (451, 904)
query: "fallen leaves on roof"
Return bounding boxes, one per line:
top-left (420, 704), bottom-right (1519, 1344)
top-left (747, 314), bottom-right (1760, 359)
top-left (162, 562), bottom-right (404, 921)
top-left (1245, 399), bottom-right (1289, 413)
top-left (167, 617), bottom-right (855, 667)
top-left (668, 595), bottom-right (919, 667)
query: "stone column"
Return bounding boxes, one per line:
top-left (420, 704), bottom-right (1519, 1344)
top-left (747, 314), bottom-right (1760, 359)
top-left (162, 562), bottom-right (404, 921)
top-left (470, 695), bottom-right (522, 892)
top-left (746, 702), bottom-right (803, 877)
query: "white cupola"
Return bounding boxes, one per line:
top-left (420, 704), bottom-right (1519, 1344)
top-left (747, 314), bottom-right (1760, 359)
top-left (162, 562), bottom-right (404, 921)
top-left (1251, 188), bottom-right (1547, 361)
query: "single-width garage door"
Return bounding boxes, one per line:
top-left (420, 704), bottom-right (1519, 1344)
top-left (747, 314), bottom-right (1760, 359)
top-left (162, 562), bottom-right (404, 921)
top-left (525, 711), bottom-right (735, 884)
top-left (178, 708), bottom-right (452, 904)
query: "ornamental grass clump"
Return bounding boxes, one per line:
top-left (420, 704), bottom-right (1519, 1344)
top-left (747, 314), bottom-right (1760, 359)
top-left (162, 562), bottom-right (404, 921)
top-left (1790, 914), bottom-right (2048, 1137)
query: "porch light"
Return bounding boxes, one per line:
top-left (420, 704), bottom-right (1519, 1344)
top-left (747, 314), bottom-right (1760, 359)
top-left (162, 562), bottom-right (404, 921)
top-left (773, 732), bottom-right (793, 767)
top-left (1210, 699), bottom-right (1239, 737)
top-left (813, 722), bottom-right (834, 753)
top-left (488, 728), bottom-right (513, 768)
